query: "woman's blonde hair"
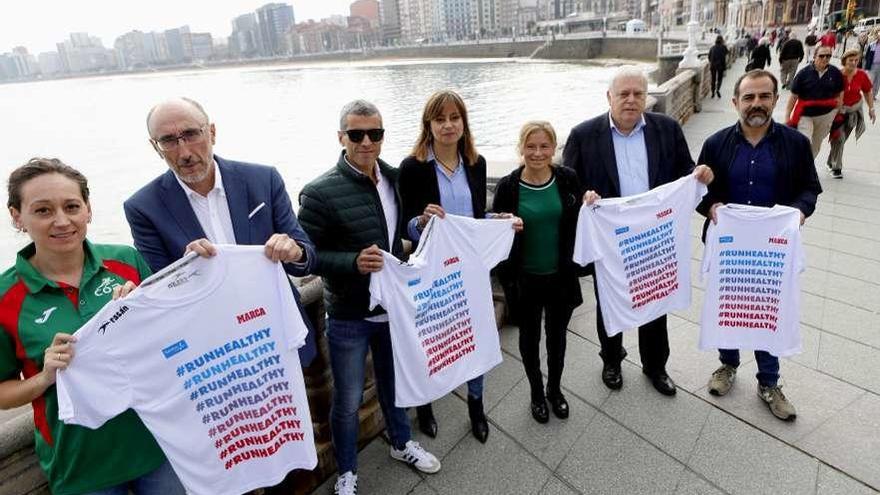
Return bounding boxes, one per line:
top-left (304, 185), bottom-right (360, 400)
top-left (517, 121), bottom-right (557, 164)
top-left (411, 90), bottom-right (479, 166)
top-left (841, 48), bottom-right (861, 65)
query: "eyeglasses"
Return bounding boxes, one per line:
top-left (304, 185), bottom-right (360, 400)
top-left (342, 128), bottom-right (385, 143)
top-left (817, 54), bottom-right (832, 59)
top-left (152, 124), bottom-right (209, 151)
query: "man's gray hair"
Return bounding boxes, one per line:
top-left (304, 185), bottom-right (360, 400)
top-left (608, 66), bottom-right (648, 91)
top-left (339, 99), bottom-right (382, 130)
top-left (146, 97), bottom-right (210, 135)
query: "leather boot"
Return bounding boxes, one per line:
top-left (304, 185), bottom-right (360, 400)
top-left (467, 396), bottom-right (489, 443)
top-left (416, 404), bottom-right (437, 438)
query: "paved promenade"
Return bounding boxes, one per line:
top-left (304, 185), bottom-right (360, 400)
top-left (314, 57), bottom-right (880, 495)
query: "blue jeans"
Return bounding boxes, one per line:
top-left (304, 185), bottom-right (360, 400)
top-left (327, 318), bottom-right (411, 473)
top-left (82, 461), bottom-right (184, 495)
top-left (466, 375), bottom-right (484, 398)
top-left (719, 349), bottom-right (780, 387)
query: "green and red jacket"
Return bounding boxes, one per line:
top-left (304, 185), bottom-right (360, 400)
top-left (0, 241), bottom-right (167, 495)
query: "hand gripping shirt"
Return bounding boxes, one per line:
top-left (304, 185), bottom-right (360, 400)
top-left (369, 215), bottom-right (514, 407)
top-left (700, 204), bottom-right (805, 356)
top-left (56, 245), bottom-right (316, 495)
top-left (0, 241), bottom-right (166, 495)
top-left (573, 174), bottom-right (707, 336)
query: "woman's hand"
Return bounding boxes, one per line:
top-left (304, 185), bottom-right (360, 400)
top-left (869, 107), bottom-right (876, 124)
top-left (112, 280), bottom-right (137, 300)
top-left (40, 333), bottom-right (77, 387)
top-left (583, 190), bottom-right (602, 205)
top-left (494, 213), bottom-right (524, 232)
top-left (418, 204), bottom-right (446, 230)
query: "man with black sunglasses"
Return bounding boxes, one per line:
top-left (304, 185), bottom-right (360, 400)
top-left (298, 100), bottom-right (441, 495)
top-left (785, 45), bottom-right (844, 158)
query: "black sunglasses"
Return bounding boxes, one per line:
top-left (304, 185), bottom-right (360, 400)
top-left (817, 54), bottom-right (832, 59)
top-left (343, 128), bottom-right (385, 143)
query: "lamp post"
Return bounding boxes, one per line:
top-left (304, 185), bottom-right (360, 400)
top-left (760, 0), bottom-right (767, 33)
top-left (726, 0), bottom-right (740, 42)
top-left (679, 0), bottom-right (702, 66)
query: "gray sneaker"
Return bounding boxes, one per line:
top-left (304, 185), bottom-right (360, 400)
top-left (758, 384), bottom-right (797, 421)
top-left (708, 364), bottom-right (737, 396)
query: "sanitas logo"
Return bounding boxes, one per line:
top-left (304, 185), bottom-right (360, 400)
top-left (35, 307), bottom-right (58, 324)
top-left (98, 305), bottom-right (130, 334)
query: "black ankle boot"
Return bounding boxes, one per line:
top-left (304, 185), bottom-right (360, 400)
top-left (467, 396), bottom-right (489, 443)
top-left (416, 404), bottom-right (437, 438)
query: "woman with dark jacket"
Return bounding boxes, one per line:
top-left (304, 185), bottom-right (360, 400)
top-left (749, 38), bottom-right (772, 71)
top-left (399, 90), bottom-right (521, 443)
top-left (708, 35), bottom-right (729, 98)
top-left (492, 121), bottom-right (583, 424)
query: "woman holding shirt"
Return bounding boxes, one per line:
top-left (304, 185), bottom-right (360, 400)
top-left (492, 122), bottom-right (583, 423)
top-left (0, 158), bottom-right (183, 495)
top-left (399, 90), bottom-right (521, 443)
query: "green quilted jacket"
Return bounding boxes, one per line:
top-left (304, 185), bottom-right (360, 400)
top-left (298, 151), bottom-right (405, 319)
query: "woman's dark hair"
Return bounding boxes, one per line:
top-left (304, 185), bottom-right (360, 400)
top-left (7, 158), bottom-right (90, 210)
top-left (716, 35), bottom-right (725, 45)
top-left (411, 90), bottom-right (479, 166)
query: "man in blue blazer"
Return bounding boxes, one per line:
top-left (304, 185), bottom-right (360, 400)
top-left (124, 97), bottom-right (318, 364)
top-left (564, 68), bottom-right (714, 396)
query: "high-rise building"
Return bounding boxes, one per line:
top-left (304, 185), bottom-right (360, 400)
top-left (351, 0), bottom-right (381, 26)
top-left (472, 0), bottom-right (498, 36)
top-left (380, 0), bottom-right (403, 44)
top-left (257, 3), bottom-right (296, 56)
top-left (445, 0), bottom-right (474, 39)
top-left (38, 52), bottom-right (64, 75)
top-left (165, 26), bottom-right (194, 63)
top-left (56, 33), bottom-right (117, 73)
top-left (190, 33), bottom-right (214, 60)
top-left (230, 13), bottom-right (264, 58)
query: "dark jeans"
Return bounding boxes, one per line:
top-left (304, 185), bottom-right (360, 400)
top-left (593, 277), bottom-right (669, 375)
top-left (710, 66), bottom-right (725, 93)
top-left (718, 349), bottom-right (780, 387)
top-left (518, 272), bottom-right (574, 400)
top-left (83, 461), bottom-right (185, 495)
top-left (327, 318), bottom-right (411, 473)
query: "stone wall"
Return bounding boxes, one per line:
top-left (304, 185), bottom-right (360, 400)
top-left (647, 60), bottom-right (710, 125)
top-left (530, 36), bottom-right (675, 61)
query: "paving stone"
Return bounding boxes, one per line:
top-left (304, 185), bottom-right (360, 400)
top-left (816, 332), bottom-right (880, 394)
top-left (798, 392), bottom-right (880, 491)
top-left (423, 422), bottom-right (552, 495)
top-left (816, 464), bottom-right (880, 495)
top-left (454, 353), bottom-right (525, 413)
top-left (819, 299), bottom-right (880, 349)
top-left (688, 409), bottom-right (818, 495)
top-left (788, 324), bottom-right (821, 370)
top-left (556, 335), bottom-right (612, 410)
top-left (827, 251), bottom-right (880, 285)
top-left (489, 379), bottom-right (597, 470)
top-left (832, 217), bottom-right (880, 243)
top-left (599, 366), bottom-right (712, 462)
top-left (556, 412), bottom-right (685, 495)
top-left (820, 272), bottom-right (880, 312)
top-left (311, 438), bottom-right (423, 495)
top-left (540, 476), bottom-right (580, 495)
top-left (702, 358), bottom-right (864, 444)
top-left (673, 469), bottom-right (727, 495)
top-left (800, 291), bottom-right (826, 330)
top-left (407, 480), bottom-right (438, 494)
top-left (408, 392), bottom-right (471, 461)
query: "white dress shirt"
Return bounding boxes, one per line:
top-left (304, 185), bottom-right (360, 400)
top-left (175, 160), bottom-right (237, 244)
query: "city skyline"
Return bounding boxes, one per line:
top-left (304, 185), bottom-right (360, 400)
top-left (0, 0), bottom-right (355, 54)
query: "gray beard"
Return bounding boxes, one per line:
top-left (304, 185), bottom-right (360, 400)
top-left (744, 112), bottom-right (770, 127)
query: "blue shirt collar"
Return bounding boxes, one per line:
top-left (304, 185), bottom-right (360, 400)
top-left (609, 113), bottom-right (647, 137)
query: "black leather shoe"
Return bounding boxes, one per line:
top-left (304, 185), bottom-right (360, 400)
top-left (530, 399), bottom-right (549, 424)
top-left (468, 396), bottom-right (489, 443)
top-left (645, 371), bottom-right (677, 396)
top-left (602, 363), bottom-right (623, 390)
top-left (416, 404), bottom-right (438, 438)
top-left (546, 393), bottom-right (569, 419)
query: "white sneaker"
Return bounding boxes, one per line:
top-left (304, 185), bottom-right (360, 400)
top-left (334, 471), bottom-right (357, 495)
top-left (390, 440), bottom-right (441, 473)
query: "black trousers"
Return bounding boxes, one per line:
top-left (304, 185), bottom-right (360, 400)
top-left (592, 277), bottom-right (669, 376)
top-left (517, 272), bottom-right (574, 401)
top-left (710, 66), bottom-right (724, 94)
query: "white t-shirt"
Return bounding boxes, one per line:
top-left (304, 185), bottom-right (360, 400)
top-left (573, 174), bottom-right (707, 337)
top-left (56, 246), bottom-right (316, 495)
top-left (369, 215), bottom-right (514, 407)
top-left (699, 204), bottom-right (805, 356)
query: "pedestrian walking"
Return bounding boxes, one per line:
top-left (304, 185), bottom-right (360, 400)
top-left (827, 49), bottom-right (876, 178)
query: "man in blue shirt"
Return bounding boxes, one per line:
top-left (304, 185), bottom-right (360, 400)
top-left (696, 70), bottom-right (822, 421)
top-left (564, 67), bottom-right (714, 396)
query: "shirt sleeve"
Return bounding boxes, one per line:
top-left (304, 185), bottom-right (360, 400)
top-left (368, 253), bottom-right (390, 311)
top-left (701, 213), bottom-right (719, 282)
top-left (467, 218), bottom-right (516, 270)
top-left (273, 261), bottom-right (309, 351)
top-left (573, 203), bottom-right (604, 266)
top-left (56, 318), bottom-right (133, 429)
top-left (859, 70), bottom-right (874, 94)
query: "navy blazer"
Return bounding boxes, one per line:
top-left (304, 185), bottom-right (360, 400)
top-left (562, 111), bottom-right (695, 198)
top-left (124, 155), bottom-right (318, 365)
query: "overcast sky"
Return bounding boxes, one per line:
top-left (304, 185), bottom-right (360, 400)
top-left (1, 0), bottom-right (356, 54)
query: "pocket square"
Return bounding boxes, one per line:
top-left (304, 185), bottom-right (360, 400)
top-left (248, 202), bottom-right (266, 219)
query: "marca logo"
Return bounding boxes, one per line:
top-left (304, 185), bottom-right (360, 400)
top-left (34, 307), bottom-right (57, 324)
top-left (236, 307), bottom-right (266, 325)
top-left (99, 305), bottom-right (130, 334)
top-left (656, 208), bottom-right (673, 219)
top-left (167, 269), bottom-right (201, 289)
top-left (443, 256), bottom-right (460, 267)
top-left (768, 237), bottom-right (788, 245)
top-left (94, 277), bottom-right (122, 297)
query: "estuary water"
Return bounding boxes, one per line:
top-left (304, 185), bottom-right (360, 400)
top-left (0, 57), bottom-right (651, 263)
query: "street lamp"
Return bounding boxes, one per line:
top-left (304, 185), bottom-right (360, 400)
top-left (726, 0), bottom-right (740, 42)
top-left (679, 0), bottom-right (702, 66)
top-left (760, 0), bottom-right (767, 33)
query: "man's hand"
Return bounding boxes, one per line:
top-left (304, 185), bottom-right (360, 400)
top-left (357, 244), bottom-right (384, 274)
top-left (800, 212), bottom-right (806, 225)
top-left (184, 238), bottom-right (217, 258)
top-left (583, 190), bottom-right (601, 205)
top-left (264, 233), bottom-right (303, 263)
top-left (709, 202), bottom-right (725, 224)
top-left (693, 165), bottom-right (715, 185)
top-left (418, 204), bottom-right (445, 230)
